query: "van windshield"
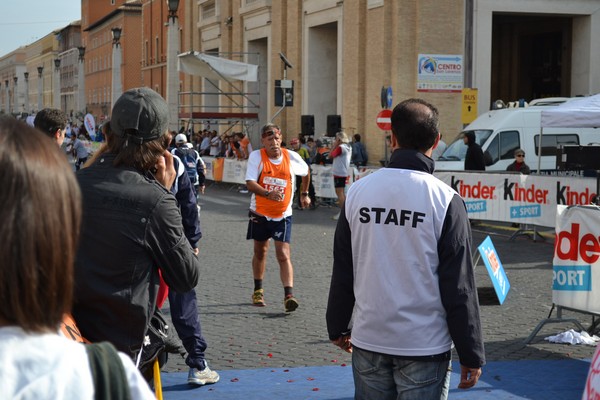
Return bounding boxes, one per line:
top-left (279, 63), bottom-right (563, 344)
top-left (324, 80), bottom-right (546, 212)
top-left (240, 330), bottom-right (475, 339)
top-left (439, 130), bottom-right (493, 161)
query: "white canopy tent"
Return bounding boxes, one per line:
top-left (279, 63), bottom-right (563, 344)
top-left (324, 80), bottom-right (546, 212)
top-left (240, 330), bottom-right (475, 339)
top-left (176, 52), bottom-right (261, 140)
top-left (541, 94), bottom-right (600, 128)
top-left (178, 51), bottom-right (258, 82)
top-left (537, 94), bottom-right (600, 172)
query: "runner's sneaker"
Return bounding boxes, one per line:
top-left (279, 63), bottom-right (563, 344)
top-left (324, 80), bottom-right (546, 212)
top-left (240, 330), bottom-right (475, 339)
top-left (188, 364), bottom-right (220, 386)
top-left (252, 289), bottom-right (266, 306)
top-left (284, 295), bottom-right (299, 313)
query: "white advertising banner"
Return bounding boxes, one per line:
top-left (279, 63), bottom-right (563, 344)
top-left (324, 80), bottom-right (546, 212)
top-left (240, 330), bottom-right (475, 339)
top-left (311, 165), bottom-right (359, 199)
top-left (434, 172), bottom-right (598, 228)
top-left (553, 205), bottom-right (600, 314)
top-left (84, 113), bottom-right (96, 140)
top-left (311, 165), bottom-right (337, 199)
top-left (203, 156), bottom-right (215, 181)
top-left (222, 158), bottom-right (247, 185)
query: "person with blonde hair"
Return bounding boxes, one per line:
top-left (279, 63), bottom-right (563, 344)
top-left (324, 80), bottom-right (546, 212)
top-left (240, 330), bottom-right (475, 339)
top-left (328, 131), bottom-right (352, 220)
top-left (0, 116), bottom-right (154, 399)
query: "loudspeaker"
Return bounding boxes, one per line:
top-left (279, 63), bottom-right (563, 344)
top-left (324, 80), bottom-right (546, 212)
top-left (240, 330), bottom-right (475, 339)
top-left (301, 115), bottom-right (314, 137)
top-left (326, 115), bottom-right (341, 137)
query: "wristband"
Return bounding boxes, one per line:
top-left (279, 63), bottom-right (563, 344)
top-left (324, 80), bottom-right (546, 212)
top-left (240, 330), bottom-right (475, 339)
top-left (301, 192), bottom-right (309, 196)
top-left (265, 190), bottom-right (271, 197)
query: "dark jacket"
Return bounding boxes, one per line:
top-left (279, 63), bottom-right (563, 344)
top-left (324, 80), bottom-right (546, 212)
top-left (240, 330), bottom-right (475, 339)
top-left (73, 152), bottom-right (200, 357)
top-left (506, 161), bottom-right (531, 175)
top-left (172, 157), bottom-right (202, 248)
top-left (326, 149), bottom-right (485, 369)
top-left (464, 132), bottom-right (486, 171)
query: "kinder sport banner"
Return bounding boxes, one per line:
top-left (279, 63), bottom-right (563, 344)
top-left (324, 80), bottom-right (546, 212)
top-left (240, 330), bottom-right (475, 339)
top-left (434, 172), bottom-right (597, 228)
top-left (553, 205), bottom-right (600, 314)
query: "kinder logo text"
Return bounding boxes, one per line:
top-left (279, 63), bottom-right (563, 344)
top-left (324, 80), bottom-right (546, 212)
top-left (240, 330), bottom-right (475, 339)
top-left (450, 176), bottom-right (495, 199)
top-left (556, 182), bottom-right (597, 205)
top-left (555, 223), bottom-right (600, 264)
top-left (503, 179), bottom-right (548, 204)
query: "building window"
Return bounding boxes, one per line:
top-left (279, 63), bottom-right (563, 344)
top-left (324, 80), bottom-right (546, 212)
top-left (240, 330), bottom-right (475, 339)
top-left (201, 1), bottom-right (216, 19)
top-left (368, 0), bottom-right (384, 9)
top-left (155, 37), bottom-right (159, 64)
top-left (145, 40), bottom-right (149, 66)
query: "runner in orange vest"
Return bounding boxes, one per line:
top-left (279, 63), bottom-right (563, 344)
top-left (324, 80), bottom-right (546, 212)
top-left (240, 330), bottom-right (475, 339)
top-left (244, 123), bottom-right (311, 312)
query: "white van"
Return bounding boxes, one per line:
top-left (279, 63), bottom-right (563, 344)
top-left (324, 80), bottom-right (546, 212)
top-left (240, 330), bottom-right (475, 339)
top-left (436, 99), bottom-right (600, 172)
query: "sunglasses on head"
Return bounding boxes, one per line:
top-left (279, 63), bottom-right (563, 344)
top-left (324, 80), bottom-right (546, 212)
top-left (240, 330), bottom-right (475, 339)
top-left (516, 154), bottom-right (525, 157)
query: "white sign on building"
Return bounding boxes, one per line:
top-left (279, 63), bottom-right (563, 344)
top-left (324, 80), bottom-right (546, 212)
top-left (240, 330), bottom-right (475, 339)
top-left (417, 54), bottom-right (463, 93)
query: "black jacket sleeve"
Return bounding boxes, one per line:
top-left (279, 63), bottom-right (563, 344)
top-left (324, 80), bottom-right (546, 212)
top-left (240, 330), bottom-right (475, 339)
top-left (326, 205), bottom-right (355, 340)
top-left (437, 194), bottom-right (485, 368)
top-left (146, 193), bottom-right (200, 293)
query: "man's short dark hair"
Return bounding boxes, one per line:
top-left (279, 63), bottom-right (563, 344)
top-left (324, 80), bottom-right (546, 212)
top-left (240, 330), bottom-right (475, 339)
top-left (33, 108), bottom-right (68, 138)
top-left (390, 98), bottom-right (439, 152)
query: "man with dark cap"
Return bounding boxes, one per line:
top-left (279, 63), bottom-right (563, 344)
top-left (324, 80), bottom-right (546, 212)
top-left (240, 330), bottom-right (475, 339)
top-left (72, 88), bottom-right (203, 376)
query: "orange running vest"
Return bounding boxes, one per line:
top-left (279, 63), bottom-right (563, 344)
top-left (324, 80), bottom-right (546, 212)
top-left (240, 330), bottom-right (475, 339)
top-left (255, 148), bottom-right (293, 219)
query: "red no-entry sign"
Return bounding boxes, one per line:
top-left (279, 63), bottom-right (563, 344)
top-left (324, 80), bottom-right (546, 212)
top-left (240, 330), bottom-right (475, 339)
top-left (376, 109), bottom-right (392, 131)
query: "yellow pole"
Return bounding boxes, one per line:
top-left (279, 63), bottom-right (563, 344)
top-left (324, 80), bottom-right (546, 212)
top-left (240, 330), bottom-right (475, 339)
top-left (153, 359), bottom-right (163, 400)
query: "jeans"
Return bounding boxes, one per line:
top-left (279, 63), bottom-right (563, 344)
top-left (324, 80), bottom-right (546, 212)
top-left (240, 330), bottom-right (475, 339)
top-left (352, 346), bottom-right (451, 400)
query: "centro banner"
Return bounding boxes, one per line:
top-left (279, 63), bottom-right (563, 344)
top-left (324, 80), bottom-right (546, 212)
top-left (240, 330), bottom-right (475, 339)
top-left (553, 205), bottom-right (600, 314)
top-left (435, 172), bottom-right (597, 228)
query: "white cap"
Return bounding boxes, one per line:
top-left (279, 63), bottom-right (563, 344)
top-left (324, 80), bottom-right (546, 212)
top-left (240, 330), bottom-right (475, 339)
top-left (175, 133), bottom-right (187, 144)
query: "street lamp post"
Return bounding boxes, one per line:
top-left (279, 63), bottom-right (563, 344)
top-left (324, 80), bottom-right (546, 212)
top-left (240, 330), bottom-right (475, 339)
top-left (12, 76), bottom-right (18, 114)
top-left (23, 72), bottom-right (29, 114)
top-left (111, 27), bottom-right (123, 110)
top-left (53, 58), bottom-right (61, 109)
top-left (78, 46), bottom-right (86, 116)
top-left (37, 66), bottom-right (43, 111)
top-left (166, 0), bottom-right (180, 132)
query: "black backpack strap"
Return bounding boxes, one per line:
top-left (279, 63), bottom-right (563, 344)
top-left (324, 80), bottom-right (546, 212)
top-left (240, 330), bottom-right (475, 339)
top-left (86, 342), bottom-right (132, 400)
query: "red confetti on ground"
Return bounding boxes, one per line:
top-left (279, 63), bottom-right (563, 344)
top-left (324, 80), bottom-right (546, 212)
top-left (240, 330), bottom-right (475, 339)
top-left (307, 377), bottom-right (315, 381)
top-left (312, 388), bottom-right (320, 391)
top-left (331, 359), bottom-right (337, 363)
top-left (267, 353), bottom-right (273, 358)
top-left (287, 379), bottom-right (294, 383)
top-left (341, 363), bottom-right (347, 367)
top-left (230, 378), bottom-right (239, 382)
top-left (283, 369), bottom-right (290, 372)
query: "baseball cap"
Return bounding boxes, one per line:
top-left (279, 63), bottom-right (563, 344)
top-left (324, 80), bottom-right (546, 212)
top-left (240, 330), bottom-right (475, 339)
top-left (175, 133), bottom-right (187, 144)
top-left (110, 87), bottom-right (169, 144)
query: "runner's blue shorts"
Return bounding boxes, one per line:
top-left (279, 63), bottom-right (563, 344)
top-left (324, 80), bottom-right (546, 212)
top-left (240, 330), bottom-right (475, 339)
top-left (247, 213), bottom-right (292, 243)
